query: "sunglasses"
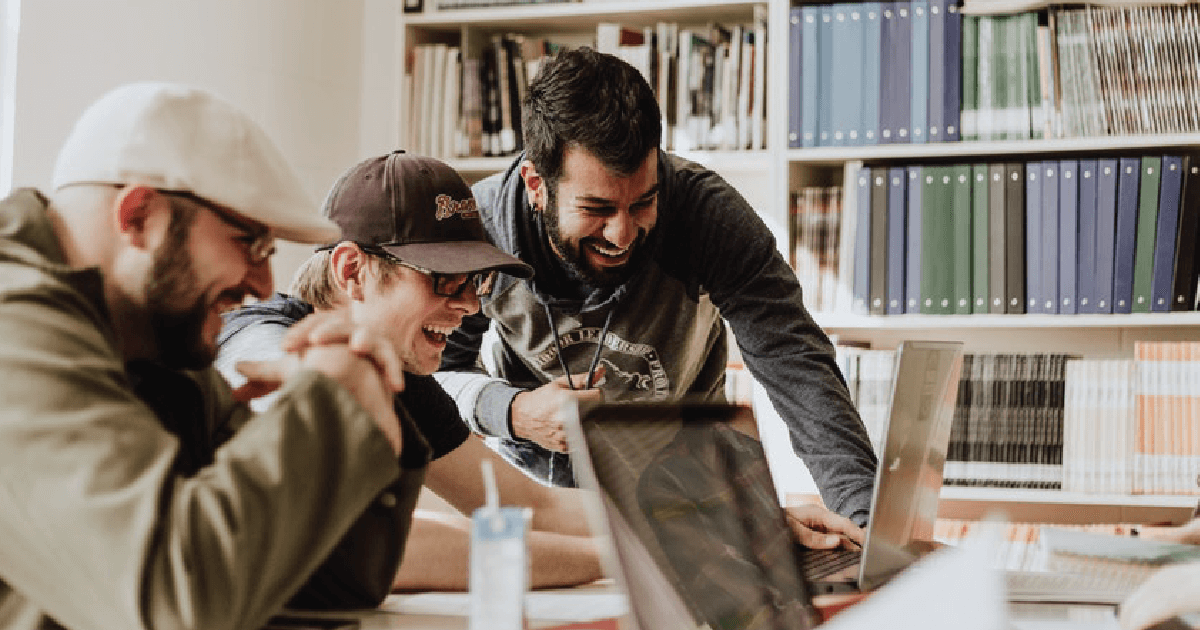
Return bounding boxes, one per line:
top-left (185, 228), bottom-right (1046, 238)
top-left (359, 244), bottom-right (497, 298)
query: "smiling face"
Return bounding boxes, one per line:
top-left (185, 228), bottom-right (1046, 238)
top-left (144, 192), bottom-right (274, 369)
top-left (528, 146), bottom-right (659, 288)
top-left (349, 253), bottom-right (481, 376)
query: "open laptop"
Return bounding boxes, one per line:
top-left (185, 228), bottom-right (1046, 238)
top-left (803, 339), bottom-right (965, 594)
top-left (564, 401), bottom-right (821, 630)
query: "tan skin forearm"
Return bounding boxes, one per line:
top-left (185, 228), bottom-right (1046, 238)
top-left (424, 436), bottom-right (593, 537)
top-left (392, 510), bottom-right (604, 592)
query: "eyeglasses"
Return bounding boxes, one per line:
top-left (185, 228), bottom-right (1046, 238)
top-left (158, 190), bottom-right (277, 265)
top-left (359, 244), bottom-right (497, 298)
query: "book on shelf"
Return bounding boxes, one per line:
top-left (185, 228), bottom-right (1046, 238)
top-left (951, 165), bottom-right (973, 314)
top-left (1024, 161), bottom-right (1043, 314)
top-left (1076, 160), bottom-right (1098, 313)
top-left (1058, 159), bottom-right (1079, 314)
top-left (869, 169), bottom-right (889, 315)
top-left (787, 8), bottom-right (803, 149)
top-left (1173, 159), bottom-right (1200, 312)
top-left (905, 165), bottom-right (923, 314)
top-left (1151, 156), bottom-right (1185, 312)
top-left (987, 163), bottom-right (1006, 313)
top-left (1132, 156), bottom-right (1164, 314)
top-left (909, 0), bottom-right (930, 144)
top-left (878, 2), bottom-right (912, 144)
top-left (799, 6), bottom-right (820, 148)
top-left (970, 164), bottom-right (989, 313)
top-left (1093, 159), bottom-right (1119, 314)
top-left (861, 3), bottom-right (883, 145)
top-left (886, 167), bottom-right (907, 315)
top-left (1004, 162), bottom-right (1026, 314)
top-left (829, 5), bottom-right (864, 147)
top-left (1040, 161), bottom-right (1059, 314)
top-left (852, 165), bottom-right (872, 314)
top-left (1112, 157), bottom-right (1142, 314)
top-left (790, 186), bottom-right (843, 313)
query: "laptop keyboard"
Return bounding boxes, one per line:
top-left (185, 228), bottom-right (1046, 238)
top-left (800, 547), bottom-right (861, 580)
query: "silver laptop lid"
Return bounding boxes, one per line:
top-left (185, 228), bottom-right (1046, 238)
top-left (858, 340), bottom-right (965, 590)
top-left (566, 401), bottom-right (819, 630)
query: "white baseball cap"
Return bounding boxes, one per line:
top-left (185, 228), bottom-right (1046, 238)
top-left (52, 82), bottom-right (340, 244)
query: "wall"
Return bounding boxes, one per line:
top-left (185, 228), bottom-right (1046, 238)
top-left (9, 0), bottom-right (400, 285)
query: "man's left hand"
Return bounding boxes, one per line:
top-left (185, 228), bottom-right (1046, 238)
top-left (784, 504), bottom-right (864, 550)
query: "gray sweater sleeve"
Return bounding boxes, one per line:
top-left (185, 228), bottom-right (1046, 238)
top-left (663, 157), bottom-right (878, 524)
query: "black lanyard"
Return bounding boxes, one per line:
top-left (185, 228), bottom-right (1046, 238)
top-left (542, 301), bottom-right (617, 390)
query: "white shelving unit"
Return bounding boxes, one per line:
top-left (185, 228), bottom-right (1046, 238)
top-left (394, 0), bottom-right (1200, 525)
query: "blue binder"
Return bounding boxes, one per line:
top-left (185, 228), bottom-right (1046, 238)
top-left (1058, 160), bottom-right (1079, 315)
top-left (861, 3), bottom-right (884, 145)
top-left (788, 7), bottom-right (803, 148)
top-left (927, 0), bottom-right (948, 142)
top-left (1112, 157), bottom-right (1141, 314)
top-left (943, 1), bottom-right (963, 142)
top-left (1025, 161), bottom-right (1043, 314)
top-left (879, 1), bottom-right (912, 144)
top-left (853, 166), bottom-right (873, 313)
top-left (1076, 160), bottom-right (1099, 313)
top-left (818, 6), bottom-right (835, 146)
top-left (1093, 159), bottom-right (1120, 314)
top-left (800, 6), bottom-right (820, 147)
top-left (887, 167), bottom-right (908, 314)
top-left (1040, 162), bottom-right (1059, 314)
top-left (1151, 155), bottom-right (1184, 312)
top-left (910, 0), bottom-right (930, 144)
top-left (831, 5), bottom-right (866, 146)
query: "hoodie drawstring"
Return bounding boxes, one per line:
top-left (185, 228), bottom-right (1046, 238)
top-left (542, 301), bottom-right (617, 391)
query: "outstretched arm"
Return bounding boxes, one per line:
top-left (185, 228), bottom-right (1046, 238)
top-left (392, 509), bottom-right (603, 591)
top-left (424, 435), bottom-right (593, 536)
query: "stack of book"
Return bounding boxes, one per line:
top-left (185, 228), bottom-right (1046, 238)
top-left (790, 186), bottom-right (843, 313)
top-left (595, 13), bottom-right (769, 152)
top-left (433, 0), bottom-right (577, 9)
top-left (405, 15), bottom-right (768, 160)
top-left (1063, 342), bottom-right (1200, 496)
top-left (790, 3), bottom-right (1200, 147)
top-left (789, 1), bottom-right (964, 148)
top-left (842, 342), bottom-right (1200, 494)
top-left (944, 353), bottom-right (1074, 490)
top-left (845, 156), bottom-right (1200, 316)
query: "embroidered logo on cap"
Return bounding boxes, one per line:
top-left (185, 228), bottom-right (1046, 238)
top-left (435, 194), bottom-right (479, 221)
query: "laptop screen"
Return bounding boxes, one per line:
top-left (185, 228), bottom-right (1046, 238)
top-left (570, 402), bottom-right (819, 630)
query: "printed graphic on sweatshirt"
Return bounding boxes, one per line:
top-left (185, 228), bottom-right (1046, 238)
top-left (534, 327), bottom-right (670, 400)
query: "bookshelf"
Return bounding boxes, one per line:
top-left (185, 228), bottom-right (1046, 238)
top-left (393, 0), bottom-right (1200, 524)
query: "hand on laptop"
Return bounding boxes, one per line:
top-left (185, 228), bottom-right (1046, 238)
top-left (1119, 561), bottom-right (1200, 630)
top-left (784, 504), bottom-right (864, 550)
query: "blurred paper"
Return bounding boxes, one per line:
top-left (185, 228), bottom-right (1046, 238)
top-left (1042, 528), bottom-right (1200, 565)
top-left (381, 588), bottom-right (627, 623)
top-left (820, 539), bottom-right (1008, 630)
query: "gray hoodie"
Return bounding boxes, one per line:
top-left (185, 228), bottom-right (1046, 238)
top-left (435, 151), bottom-right (877, 523)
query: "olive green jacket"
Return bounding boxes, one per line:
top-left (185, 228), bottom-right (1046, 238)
top-left (0, 189), bottom-right (422, 630)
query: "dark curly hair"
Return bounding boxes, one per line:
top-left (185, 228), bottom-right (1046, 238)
top-left (522, 47), bottom-right (662, 187)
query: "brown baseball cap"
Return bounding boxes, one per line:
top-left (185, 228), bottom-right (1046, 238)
top-left (321, 151), bottom-right (532, 278)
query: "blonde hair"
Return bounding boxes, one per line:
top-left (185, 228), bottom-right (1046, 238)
top-left (289, 244), bottom-right (402, 308)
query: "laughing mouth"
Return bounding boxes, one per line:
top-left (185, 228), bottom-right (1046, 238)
top-left (588, 241), bottom-right (630, 258)
top-left (422, 323), bottom-right (456, 343)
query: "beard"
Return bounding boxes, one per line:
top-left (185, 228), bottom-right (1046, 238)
top-left (543, 185), bottom-right (646, 289)
top-left (144, 208), bottom-right (220, 370)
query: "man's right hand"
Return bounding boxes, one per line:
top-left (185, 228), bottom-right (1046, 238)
top-left (510, 367), bottom-right (606, 452)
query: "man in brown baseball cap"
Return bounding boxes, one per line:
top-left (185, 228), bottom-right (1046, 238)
top-left (218, 152), bottom-right (604, 592)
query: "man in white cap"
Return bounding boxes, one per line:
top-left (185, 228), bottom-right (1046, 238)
top-left (0, 83), bottom-right (419, 630)
top-left (218, 151), bottom-right (604, 591)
